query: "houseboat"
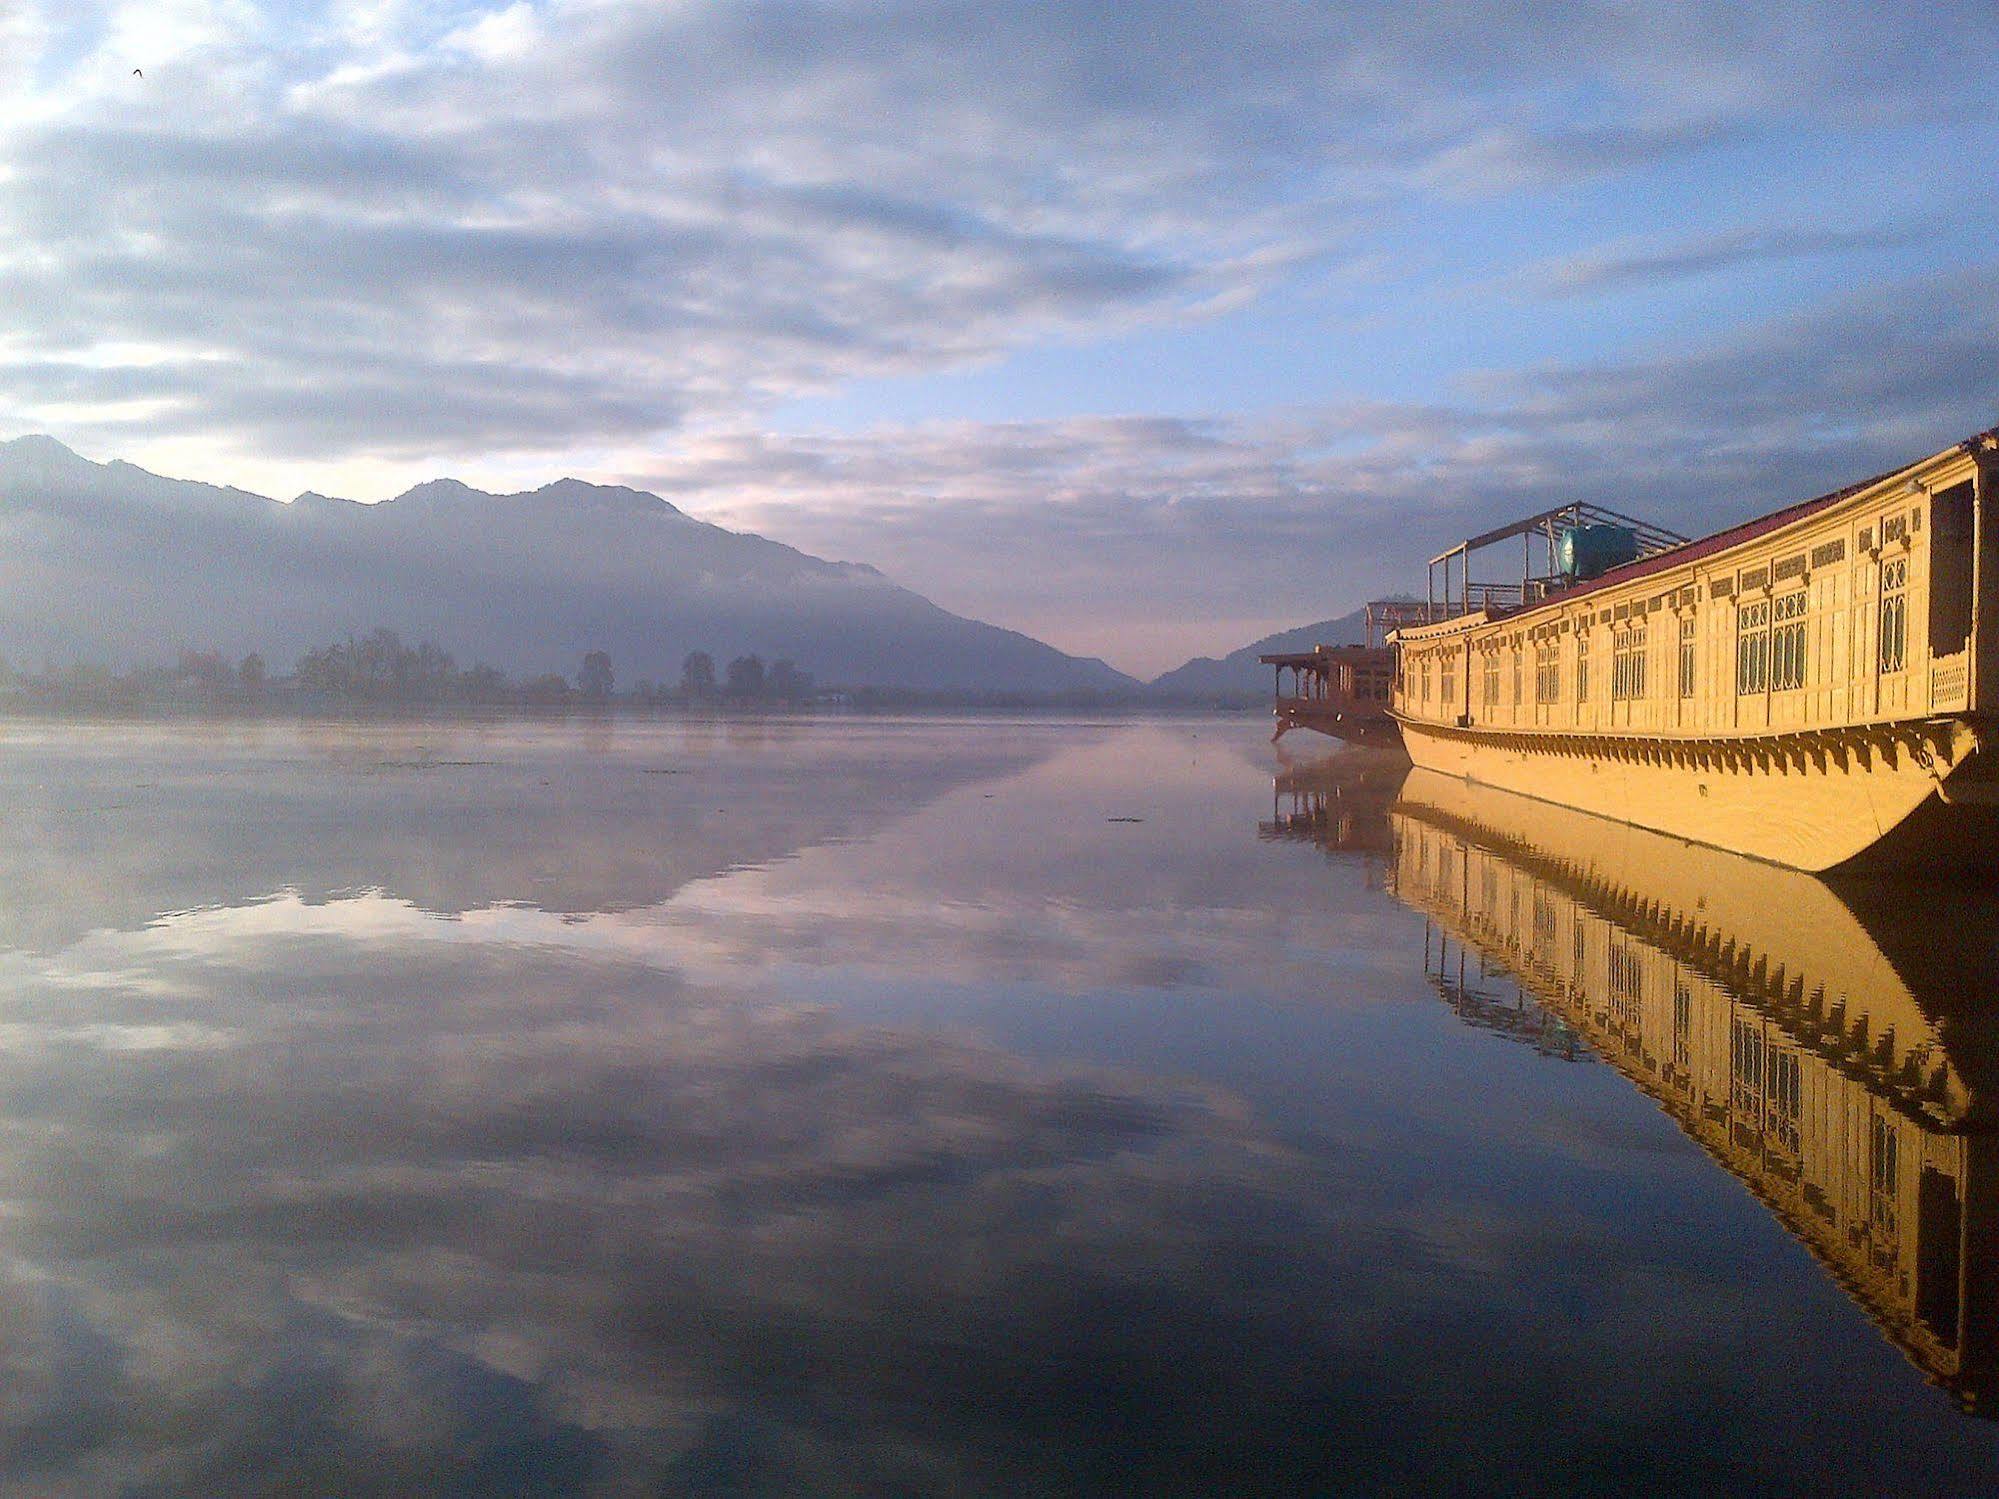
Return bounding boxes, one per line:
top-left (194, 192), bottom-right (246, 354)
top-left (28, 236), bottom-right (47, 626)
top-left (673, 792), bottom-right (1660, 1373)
top-left (1261, 602), bottom-right (1420, 744)
top-left (1386, 767), bottom-right (1999, 1414)
top-left (1388, 429), bottom-right (1999, 871)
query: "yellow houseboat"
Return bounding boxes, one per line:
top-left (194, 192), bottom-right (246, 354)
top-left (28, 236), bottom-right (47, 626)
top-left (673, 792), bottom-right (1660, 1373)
top-left (1389, 429), bottom-right (1999, 870)
top-left (1386, 768), bottom-right (1999, 1413)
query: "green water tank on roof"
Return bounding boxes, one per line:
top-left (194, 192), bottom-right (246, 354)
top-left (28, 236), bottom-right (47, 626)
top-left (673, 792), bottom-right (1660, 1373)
top-left (1557, 524), bottom-right (1639, 581)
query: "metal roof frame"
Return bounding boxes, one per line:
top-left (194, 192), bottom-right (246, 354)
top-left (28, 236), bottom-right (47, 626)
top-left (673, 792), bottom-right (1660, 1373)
top-left (1427, 502), bottom-right (1689, 620)
top-left (1427, 502), bottom-right (1689, 569)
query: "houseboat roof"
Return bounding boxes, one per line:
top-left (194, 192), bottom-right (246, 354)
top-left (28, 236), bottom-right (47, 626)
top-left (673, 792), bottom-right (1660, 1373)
top-left (1257, 643), bottom-right (1385, 668)
top-left (1461, 425), bottom-right (1999, 629)
top-left (1553, 474), bottom-right (1879, 597)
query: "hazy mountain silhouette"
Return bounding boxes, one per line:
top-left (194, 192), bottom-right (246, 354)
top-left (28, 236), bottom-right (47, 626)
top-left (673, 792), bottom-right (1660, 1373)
top-left (0, 436), bottom-right (1134, 692)
top-left (1147, 605), bottom-right (1377, 700)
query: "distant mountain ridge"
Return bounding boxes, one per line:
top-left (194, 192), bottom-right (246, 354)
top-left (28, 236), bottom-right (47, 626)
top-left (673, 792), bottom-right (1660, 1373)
top-left (1147, 605), bottom-right (1380, 701)
top-left (0, 436), bottom-right (1133, 694)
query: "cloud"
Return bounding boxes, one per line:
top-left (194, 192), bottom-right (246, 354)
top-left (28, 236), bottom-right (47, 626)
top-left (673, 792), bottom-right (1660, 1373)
top-left (1528, 225), bottom-right (1917, 294)
top-left (5, 0), bottom-right (1995, 468)
top-left (443, 1), bottom-right (540, 62)
top-left (634, 264), bottom-right (1999, 673)
top-left (1414, 121), bottom-right (1750, 197)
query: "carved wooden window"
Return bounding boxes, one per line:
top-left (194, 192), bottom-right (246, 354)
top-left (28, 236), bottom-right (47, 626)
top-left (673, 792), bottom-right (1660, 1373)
top-left (1736, 599), bottom-right (1770, 694)
top-left (1534, 640), bottom-right (1559, 704)
top-left (1612, 623), bottom-right (1648, 700)
top-left (1770, 589), bottom-right (1807, 691)
top-left (1879, 556), bottom-right (1908, 673)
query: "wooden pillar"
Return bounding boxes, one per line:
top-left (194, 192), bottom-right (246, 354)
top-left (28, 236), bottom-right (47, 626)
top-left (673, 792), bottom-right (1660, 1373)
top-left (1972, 438), bottom-right (1999, 710)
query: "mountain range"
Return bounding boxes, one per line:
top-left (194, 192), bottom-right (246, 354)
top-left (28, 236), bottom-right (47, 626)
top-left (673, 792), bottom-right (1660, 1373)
top-left (0, 436), bottom-right (1381, 697)
top-left (0, 436), bottom-right (1140, 694)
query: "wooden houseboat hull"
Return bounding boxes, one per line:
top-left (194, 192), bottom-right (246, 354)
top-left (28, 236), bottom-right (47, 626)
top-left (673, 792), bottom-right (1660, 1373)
top-left (1396, 715), bottom-right (1999, 872)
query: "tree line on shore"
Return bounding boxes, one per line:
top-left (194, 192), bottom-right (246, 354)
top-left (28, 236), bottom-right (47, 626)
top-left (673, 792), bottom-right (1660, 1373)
top-left (0, 630), bottom-right (1229, 713)
top-left (0, 630), bottom-right (819, 710)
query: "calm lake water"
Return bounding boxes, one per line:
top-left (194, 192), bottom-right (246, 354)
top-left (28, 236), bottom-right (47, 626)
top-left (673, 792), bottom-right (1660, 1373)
top-left (3, 714), bottom-right (1997, 1496)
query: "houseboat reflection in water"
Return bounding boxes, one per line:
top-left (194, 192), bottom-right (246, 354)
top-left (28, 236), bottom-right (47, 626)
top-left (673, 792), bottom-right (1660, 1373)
top-left (1281, 755), bottom-right (1999, 1415)
top-left (1257, 747), bottom-right (1407, 857)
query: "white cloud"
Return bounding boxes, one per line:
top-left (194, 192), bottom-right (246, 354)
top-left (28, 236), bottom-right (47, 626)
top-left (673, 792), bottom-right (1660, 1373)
top-left (6, 0), bottom-right (1991, 471)
top-left (443, 2), bottom-right (541, 63)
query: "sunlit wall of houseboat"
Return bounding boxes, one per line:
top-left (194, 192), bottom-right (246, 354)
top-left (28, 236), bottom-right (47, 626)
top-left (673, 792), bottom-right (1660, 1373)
top-left (1393, 445), bottom-right (1990, 737)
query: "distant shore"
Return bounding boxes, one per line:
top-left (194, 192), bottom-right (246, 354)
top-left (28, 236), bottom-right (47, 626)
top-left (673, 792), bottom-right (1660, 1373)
top-left (0, 692), bottom-right (1263, 722)
top-left (0, 629), bottom-right (1263, 720)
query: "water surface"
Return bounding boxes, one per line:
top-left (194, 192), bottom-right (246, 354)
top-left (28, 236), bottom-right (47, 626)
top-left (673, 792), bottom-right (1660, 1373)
top-left (2, 714), bottom-right (1996, 1496)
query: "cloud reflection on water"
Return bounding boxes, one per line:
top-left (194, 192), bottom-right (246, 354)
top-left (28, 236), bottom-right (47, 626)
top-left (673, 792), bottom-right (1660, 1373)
top-left (2, 720), bottom-right (1997, 1495)
top-left (0, 894), bottom-right (1349, 1494)
top-left (0, 720), bottom-right (1362, 1494)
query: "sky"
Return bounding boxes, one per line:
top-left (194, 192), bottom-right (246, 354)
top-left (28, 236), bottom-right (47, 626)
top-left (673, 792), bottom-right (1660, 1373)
top-left (3, 2), bottom-right (1998, 676)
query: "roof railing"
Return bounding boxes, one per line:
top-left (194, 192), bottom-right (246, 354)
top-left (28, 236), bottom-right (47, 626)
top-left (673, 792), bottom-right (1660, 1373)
top-left (1425, 502), bottom-right (1688, 620)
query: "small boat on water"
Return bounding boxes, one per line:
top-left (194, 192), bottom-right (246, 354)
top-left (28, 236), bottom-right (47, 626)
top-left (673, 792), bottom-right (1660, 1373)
top-left (1277, 428), bottom-right (1999, 872)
